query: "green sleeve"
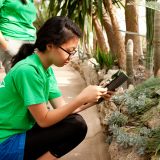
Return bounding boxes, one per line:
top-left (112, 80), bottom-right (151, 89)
top-left (48, 68), bottom-right (62, 100)
top-left (13, 65), bottom-right (46, 107)
top-left (0, 0), bottom-right (5, 8)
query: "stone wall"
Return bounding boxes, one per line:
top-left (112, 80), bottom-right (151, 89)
top-left (70, 58), bottom-right (149, 160)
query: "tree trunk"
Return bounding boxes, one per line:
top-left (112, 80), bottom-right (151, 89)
top-left (153, 10), bottom-right (160, 77)
top-left (145, 7), bottom-right (155, 78)
top-left (82, 30), bottom-right (92, 58)
top-left (103, 0), bottom-right (126, 70)
top-left (125, 0), bottom-right (142, 66)
top-left (92, 14), bottom-right (109, 53)
top-left (102, 5), bottom-right (117, 57)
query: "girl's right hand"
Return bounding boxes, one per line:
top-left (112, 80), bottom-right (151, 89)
top-left (77, 85), bottom-right (107, 104)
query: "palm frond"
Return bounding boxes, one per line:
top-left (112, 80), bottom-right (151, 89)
top-left (112, 0), bottom-right (125, 8)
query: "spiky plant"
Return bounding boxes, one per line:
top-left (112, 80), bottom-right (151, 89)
top-left (94, 46), bottom-right (115, 69)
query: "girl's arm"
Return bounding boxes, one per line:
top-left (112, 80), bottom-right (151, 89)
top-left (49, 96), bottom-right (66, 109)
top-left (49, 91), bottom-right (114, 113)
top-left (73, 91), bottom-right (114, 113)
top-left (28, 85), bottom-right (107, 128)
top-left (50, 97), bottom-right (96, 113)
top-left (28, 96), bottom-right (84, 128)
top-left (72, 102), bottom-right (96, 113)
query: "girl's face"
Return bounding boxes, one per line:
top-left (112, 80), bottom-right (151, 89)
top-left (48, 36), bottom-right (79, 67)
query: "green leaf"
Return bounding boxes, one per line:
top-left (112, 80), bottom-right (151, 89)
top-left (155, 144), bottom-right (160, 155)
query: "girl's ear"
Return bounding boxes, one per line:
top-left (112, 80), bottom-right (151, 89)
top-left (46, 43), bottom-right (54, 51)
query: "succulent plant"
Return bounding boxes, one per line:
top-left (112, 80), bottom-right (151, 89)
top-left (107, 111), bottom-right (128, 127)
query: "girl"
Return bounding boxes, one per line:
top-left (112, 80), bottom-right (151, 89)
top-left (0, 16), bottom-right (110, 160)
top-left (0, 0), bottom-right (36, 72)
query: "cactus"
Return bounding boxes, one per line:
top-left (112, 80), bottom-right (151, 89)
top-left (126, 39), bottom-right (134, 86)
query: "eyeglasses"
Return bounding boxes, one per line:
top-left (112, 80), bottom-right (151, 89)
top-left (59, 46), bottom-right (77, 57)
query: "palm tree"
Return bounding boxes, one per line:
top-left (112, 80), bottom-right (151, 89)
top-left (34, 0), bottom-right (50, 29)
top-left (43, 0), bottom-right (126, 69)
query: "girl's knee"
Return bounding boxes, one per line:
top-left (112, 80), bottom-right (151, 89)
top-left (69, 114), bottom-right (88, 138)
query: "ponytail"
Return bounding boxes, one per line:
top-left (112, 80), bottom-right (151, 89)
top-left (20, 0), bottom-right (27, 4)
top-left (11, 43), bottom-right (35, 67)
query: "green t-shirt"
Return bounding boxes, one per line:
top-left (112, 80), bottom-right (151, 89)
top-left (0, 0), bottom-right (36, 40)
top-left (0, 54), bottom-right (62, 142)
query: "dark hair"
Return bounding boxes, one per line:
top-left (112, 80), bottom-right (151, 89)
top-left (20, 0), bottom-right (27, 4)
top-left (11, 16), bottom-right (82, 67)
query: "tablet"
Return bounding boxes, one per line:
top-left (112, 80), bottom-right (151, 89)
top-left (97, 70), bottom-right (128, 103)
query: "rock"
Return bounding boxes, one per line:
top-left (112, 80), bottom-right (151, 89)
top-left (109, 141), bottom-right (146, 160)
top-left (108, 141), bottom-right (132, 160)
top-left (151, 155), bottom-right (160, 160)
top-left (126, 151), bottom-right (146, 160)
top-left (128, 84), bottom-right (135, 91)
top-left (98, 69), bottom-right (107, 81)
top-left (97, 100), bottom-right (118, 130)
top-left (70, 59), bottom-right (99, 85)
top-left (80, 61), bottom-right (99, 85)
top-left (141, 104), bottom-right (160, 129)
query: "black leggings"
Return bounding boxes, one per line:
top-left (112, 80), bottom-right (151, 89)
top-left (23, 114), bottom-right (87, 160)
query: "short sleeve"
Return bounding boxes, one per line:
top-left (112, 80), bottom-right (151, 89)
top-left (48, 68), bottom-right (62, 100)
top-left (0, 0), bottom-right (5, 8)
top-left (13, 65), bottom-right (46, 107)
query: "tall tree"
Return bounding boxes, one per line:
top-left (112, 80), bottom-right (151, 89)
top-left (125, 0), bottom-right (142, 66)
top-left (92, 14), bottom-right (109, 53)
top-left (103, 0), bottom-right (126, 70)
top-left (153, 10), bottom-right (160, 77)
top-left (146, 6), bottom-right (155, 77)
top-left (45, 0), bottom-right (126, 69)
top-left (102, 5), bottom-right (117, 57)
